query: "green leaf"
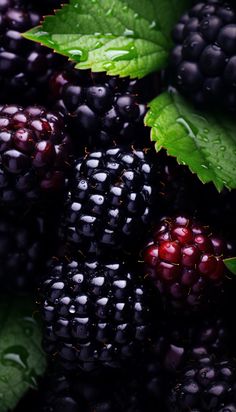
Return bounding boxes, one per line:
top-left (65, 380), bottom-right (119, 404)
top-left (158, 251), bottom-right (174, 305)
top-left (224, 258), bottom-right (236, 276)
top-left (0, 297), bottom-right (46, 412)
top-left (145, 91), bottom-right (236, 191)
top-left (24, 0), bottom-right (190, 78)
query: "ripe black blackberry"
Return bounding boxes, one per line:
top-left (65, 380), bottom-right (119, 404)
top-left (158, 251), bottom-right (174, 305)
top-left (155, 316), bottom-right (232, 374)
top-left (41, 256), bottom-right (160, 371)
top-left (62, 146), bottom-right (156, 256)
top-left (143, 215), bottom-right (230, 312)
top-left (0, 0), bottom-right (64, 104)
top-left (0, 104), bottom-right (72, 204)
top-left (40, 354), bottom-right (163, 412)
top-left (170, 0), bottom-right (236, 110)
top-left (51, 65), bottom-right (160, 149)
top-left (167, 354), bottom-right (236, 411)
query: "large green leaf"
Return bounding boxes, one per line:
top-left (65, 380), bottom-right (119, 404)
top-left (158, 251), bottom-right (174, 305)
top-left (24, 0), bottom-right (190, 78)
top-left (0, 298), bottom-right (46, 412)
top-left (145, 92), bottom-right (236, 191)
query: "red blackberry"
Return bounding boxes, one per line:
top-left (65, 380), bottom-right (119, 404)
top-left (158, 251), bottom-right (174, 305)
top-left (62, 146), bottom-right (156, 256)
top-left (40, 256), bottom-right (160, 371)
top-left (51, 65), bottom-right (160, 149)
top-left (168, 354), bottom-right (236, 411)
top-left (169, 0), bottom-right (236, 110)
top-left (0, 0), bottom-right (64, 104)
top-left (0, 104), bottom-right (72, 204)
top-left (143, 215), bottom-right (230, 312)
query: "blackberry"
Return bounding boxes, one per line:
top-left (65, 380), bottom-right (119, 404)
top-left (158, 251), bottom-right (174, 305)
top-left (40, 355), bottom-right (163, 412)
top-left (40, 256), bottom-right (160, 371)
top-left (0, 0), bottom-right (64, 104)
top-left (169, 0), bottom-right (236, 110)
top-left (143, 215), bottom-right (230, 312)
top-left (155, 316), bottom-right (232, 374)
top-left (62, 146), bottom-right (156, 256)
top-left (0, 104), bottom-right (72, 204)
top-left (51, 65), bottom-right (160, 149)
top-left (168, 354), bottom-right (236, 411)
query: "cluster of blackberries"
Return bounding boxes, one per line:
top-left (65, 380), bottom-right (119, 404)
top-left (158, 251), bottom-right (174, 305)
top-left (2, 0), bottom-right (236, 411)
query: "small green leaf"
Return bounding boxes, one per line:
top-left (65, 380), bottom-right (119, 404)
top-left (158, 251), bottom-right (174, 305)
top-left (0, 297), bottom-right (46, 412)
top-left (224, 258), bottom-right (236, 276)
top-left (145, 91), bottom-right (236, 191)
top-left (24, 0), bottom-right (190, 78)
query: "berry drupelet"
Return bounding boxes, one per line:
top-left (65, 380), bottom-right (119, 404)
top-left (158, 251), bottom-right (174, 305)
top-left (62, 146), bottom-right (156, 256)
top-left (143, 215), bottom-right (230, 312)
top-left (40, 256), bottom-right (160, 371)
top-left (170, 0), bottom-right (236, 110)
top-left (168, 354), bottom-right (236, 411)
top-left (50, 65), bottom-right (160, 149)
top-left (0, 0), bottom-right (64, 104)
top-left (0, 104), bottom-right (72, 204)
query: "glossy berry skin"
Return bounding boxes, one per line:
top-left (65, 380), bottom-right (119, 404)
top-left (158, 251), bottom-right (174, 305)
top-left (0, 104), bottom-right (72, 204)
top-left (51, 65), bottom-right (160, 149)
top-left (143, 216), bottom-right (228, 312)
top-left (41, 257), bottom-right (159, 371)
top-left (62, 147), bottom-right (156, 255)
top-left (0, 0), bottom-right (64, 104)
top-left (168, 355), bottom-right (236, 411)
top-left (170, 0), bottom-right (236, 110)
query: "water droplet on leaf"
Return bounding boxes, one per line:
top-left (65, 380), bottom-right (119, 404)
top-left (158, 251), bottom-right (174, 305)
top-left (2, 346), bottom-right (29, 370)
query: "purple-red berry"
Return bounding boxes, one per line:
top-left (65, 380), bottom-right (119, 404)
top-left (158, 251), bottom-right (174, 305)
top-left (143, 215), bottom-right (230, 312)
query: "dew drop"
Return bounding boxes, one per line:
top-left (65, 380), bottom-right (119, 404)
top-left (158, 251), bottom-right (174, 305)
top-left (177, 117), bottom-right (196, 139)
top-left (123, 28), bottom-right (134, 37)
top-left (213, 138), bottom-right (220, 144)
top-left (201, 164), bottom-right (208, 169)
top-left (149, 20), bottom-right (157, 29)
top-left (220, 146), bottom-right (226, 151)
top-left (2, 346), bottom-right (29, 370)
